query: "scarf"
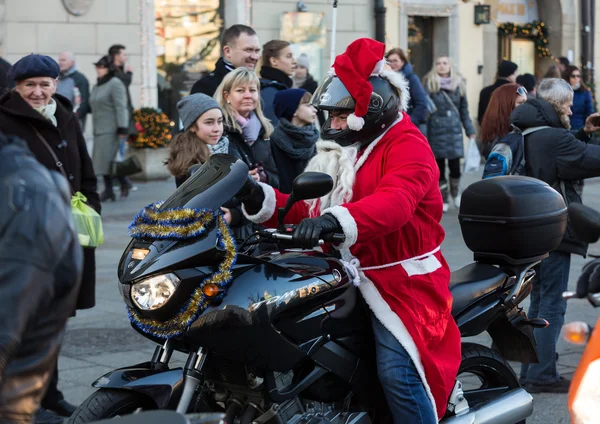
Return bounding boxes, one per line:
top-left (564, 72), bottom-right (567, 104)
top-left (572, 82), bottom-right (581, 91)
top-left (33, 98), bottom-right (58, 127)
top-left (439, 77), bottom-right (455, 91)
top-left (260, 66), bottom-right (293, 88)
top-left (236, 112), bottom-right (262, 146)
top-left (222, 58), bottom-right (236, 72)
top-left (271, 118), bottom-right (318, 160)
top-left (209, 136), bottom-right (230, 155)
top-left (96, 72), bottom-right (115, 86)
top-left (292, 75), bottom-right (308, 89)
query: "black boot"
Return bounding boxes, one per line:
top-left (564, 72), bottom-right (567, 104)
top-left (100, 175), bottom-right (116, 202)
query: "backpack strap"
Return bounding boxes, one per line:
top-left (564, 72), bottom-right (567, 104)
top-left (515, 126), bottom-right (552, 174)
top-left (521, 125), bottom-right (552, 136)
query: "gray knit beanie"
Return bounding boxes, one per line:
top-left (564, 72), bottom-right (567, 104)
top-left (177, 93), bottom-right (222, 131)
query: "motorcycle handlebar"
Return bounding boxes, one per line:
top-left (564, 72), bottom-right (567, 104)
top-left (268, 231), bottom-right (346, 246)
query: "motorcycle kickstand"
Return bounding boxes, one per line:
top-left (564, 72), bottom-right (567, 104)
top-left (176, 347), bottom-right (208, 414)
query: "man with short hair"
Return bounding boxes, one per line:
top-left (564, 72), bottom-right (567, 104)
top-left (57, 51), bottom-right (90, 131)
top-left (191, 24), bottom-right (260, 96)
top-left (510, 78), bottom-right (600, 393)
top-left (477, 60), bottom-right (519, 124)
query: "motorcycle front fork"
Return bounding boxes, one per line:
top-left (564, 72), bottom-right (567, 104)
top-left (150, 340), bottom-right (208, 414)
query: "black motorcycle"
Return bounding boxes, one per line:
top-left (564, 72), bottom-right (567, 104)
top-left (69, 155), bottom-right (568, 424)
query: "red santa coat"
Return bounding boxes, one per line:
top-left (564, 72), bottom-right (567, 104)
top-left (245, 113), bottom-right (461, 420)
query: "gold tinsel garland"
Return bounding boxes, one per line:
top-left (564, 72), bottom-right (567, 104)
top-left (127, 205), bottom-right (237, 338)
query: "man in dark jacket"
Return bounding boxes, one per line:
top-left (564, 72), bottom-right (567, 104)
top-left (0, 54), bottom-right (101, 420)
top-left (191, 25), bottom-right (260, 97)
top-left (0, 131), bottom-right (82, 424)
top-left (0, 56), bottom-right (15, 95)
top-left (510, 78), bottom-right (600, 393)
top-left (57, 51), bottom-right (90, 131)
top-left (477, 60), bottom-right (518, 124)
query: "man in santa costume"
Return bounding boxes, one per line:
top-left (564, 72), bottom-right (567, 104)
top-left (241, 38), bottom-right (461, 423)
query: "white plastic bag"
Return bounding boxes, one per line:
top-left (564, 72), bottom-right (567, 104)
top-left (463, 138), bottom-right (481, 174)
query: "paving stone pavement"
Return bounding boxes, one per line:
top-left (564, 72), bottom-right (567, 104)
top-left (58, 174), bottom-right (600, 423)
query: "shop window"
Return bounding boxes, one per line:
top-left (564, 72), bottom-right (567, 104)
top-left (407, 16), bottom-right (434, 78)
top-left (155, 0), bottom-right (224, 120)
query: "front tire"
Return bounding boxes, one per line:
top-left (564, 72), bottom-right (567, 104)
top-left (68, 389), bottom-right (155, 423)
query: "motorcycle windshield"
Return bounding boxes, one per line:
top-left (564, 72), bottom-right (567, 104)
top-left (119, 154), bottom-right (249, 282)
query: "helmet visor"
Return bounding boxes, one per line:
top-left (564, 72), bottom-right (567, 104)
top-left (311, 75), bottom-right (356, 111)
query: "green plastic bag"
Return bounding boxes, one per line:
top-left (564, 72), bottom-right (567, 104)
top-left (71, 192), bottom-right (104, 247)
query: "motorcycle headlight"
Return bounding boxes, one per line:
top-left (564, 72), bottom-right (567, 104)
top-left (131, 273), bottom-right (180, 310)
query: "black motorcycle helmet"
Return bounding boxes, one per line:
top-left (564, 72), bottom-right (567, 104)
top-left (311, 74), bottom-right (402, 147)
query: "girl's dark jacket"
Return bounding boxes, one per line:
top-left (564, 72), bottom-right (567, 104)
top-left (0, 91), bottom-right (100, 310)
top-left (270, 118), bottom-right (318, 194)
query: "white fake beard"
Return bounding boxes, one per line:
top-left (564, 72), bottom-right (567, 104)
top-left (304, 140), bottom-right (359, 217)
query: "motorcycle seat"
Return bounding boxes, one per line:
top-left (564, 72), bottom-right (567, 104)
top-left (450, 263), bottom-right (506, 316)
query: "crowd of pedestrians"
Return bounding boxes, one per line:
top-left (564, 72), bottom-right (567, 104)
top-left (1, 18), bottom-right (600, 424)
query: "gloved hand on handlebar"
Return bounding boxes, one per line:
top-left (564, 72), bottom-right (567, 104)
top-left (293, 214), bottom-right (342, 249)
top-left (576, 258), bottom-right (600, 297)
top-left (237, 175), bottom-right (265, 216)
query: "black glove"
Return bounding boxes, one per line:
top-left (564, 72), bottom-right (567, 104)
top-left (237, 175), bottom-right (265, 216)
top-left (576, 258), bottom-right (600, 298)
top-left (293, 213), bottom-right (342, 249)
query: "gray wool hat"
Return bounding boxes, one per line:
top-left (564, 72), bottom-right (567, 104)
top-left (177, 93), bottom-right (221, 131)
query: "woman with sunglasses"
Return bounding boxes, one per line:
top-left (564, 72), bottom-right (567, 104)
top-left (563, 65), bottom-right (594, 130)
top-left (479, 84), bottom-right (528, 158)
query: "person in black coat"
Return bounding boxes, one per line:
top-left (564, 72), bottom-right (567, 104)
top-left (0, 131), bottom-right (82, 424)
top-left (191, 25), bottom-right (260, 97)
top-left (215, 67), bottom-right (279, 188)
top-left (259, 40), bottom-right (295, 126)
top-left (0, 56), bottom-right (15, 95)
top-left (477, 60), bottom-right (518, 125)
top-left (0, 54), bottom-right (100, 419)
top-left (510, 78), bottom-right (600, 393)
top-left (270, 89), bottom-right (318, 194)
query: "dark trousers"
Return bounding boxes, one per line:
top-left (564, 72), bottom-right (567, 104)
top-left (436, 158), bottom-right (461, 181)
top-left (520, 250), bottom-right (571, 384)
top-left (102, 175), bottom-right (128, 194)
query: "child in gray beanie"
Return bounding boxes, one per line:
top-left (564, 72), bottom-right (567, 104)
top-left (167, 93), bottom-right (229, 187)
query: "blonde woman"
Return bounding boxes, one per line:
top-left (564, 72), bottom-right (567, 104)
top-left (423, 56), bottom-right (475, 212)
top-left (214, 67), bottom-right (279, 188)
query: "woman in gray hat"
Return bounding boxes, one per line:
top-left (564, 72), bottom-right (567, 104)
top-left (89, 55), bottom-right (130, 201)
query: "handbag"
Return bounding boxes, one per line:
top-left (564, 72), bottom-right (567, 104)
top-left (31, 127), bottom-right (104, 248)
top-left (112, 155), bottom-right (143, 177)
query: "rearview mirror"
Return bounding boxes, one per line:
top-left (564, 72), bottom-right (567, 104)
top-left (278, 172), bottom-right (333, 228)
top-left (292, 172), bottom-right (334, 201)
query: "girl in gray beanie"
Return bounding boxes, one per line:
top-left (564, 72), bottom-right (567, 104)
top-left (167, 93), bottom-right (227, 187)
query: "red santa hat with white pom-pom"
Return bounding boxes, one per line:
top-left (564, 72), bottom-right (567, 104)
top-left (328, 38), bottom-right (410, 131)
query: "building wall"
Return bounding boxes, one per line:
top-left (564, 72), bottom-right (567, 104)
top-left (245, 0), bottom-right (374, 74)
top-left (0, 0), bottom-right (143, 110)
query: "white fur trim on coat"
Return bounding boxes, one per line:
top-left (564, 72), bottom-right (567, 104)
top-left (379, 69), bottom-right (410, 112)
top-left (241, 182), bottom-right (276, 224)
top-left (323, 205), bottom-right (358, 250)
top-left (340, 248), bottom-right (438, 421)
top-left (347, 113), bottom-right (365, 131)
